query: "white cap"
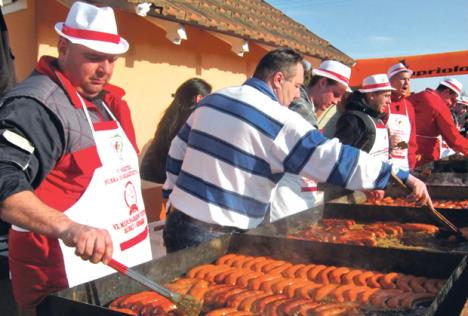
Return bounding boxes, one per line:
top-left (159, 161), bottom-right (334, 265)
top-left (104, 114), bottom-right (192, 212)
top-left (359, 74), bottom-right (396, 93)
top-left (439, 78), bottom-right (463, 97)
top-left (312, 60), bottom-right (352, 92)
top-left (458, 96), bottom-right (468, 107)
top-left (387, 62), bottom-right (413, 79)
top-left (55, 1), bottom-right (129, 55)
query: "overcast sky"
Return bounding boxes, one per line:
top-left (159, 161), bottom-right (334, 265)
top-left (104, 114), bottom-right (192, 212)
top-left (267, 0), bottom-right (468, 95)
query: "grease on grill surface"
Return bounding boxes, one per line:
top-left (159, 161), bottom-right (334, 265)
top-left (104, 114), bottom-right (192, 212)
top-left (109, 254), bottom-right (443, 315)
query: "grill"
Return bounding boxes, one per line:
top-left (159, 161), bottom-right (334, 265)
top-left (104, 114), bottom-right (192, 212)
top-left (37, 234), bottom-right (467, 316)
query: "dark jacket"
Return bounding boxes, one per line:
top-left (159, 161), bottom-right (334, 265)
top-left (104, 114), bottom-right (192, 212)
top-left (334, 91), bottom-right (386, 152)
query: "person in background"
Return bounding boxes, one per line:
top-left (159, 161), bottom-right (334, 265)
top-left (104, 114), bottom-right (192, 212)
top-left (140, 78), bottom-right (212, 184)
top-left (385, 62), bottom-right (417, 170)
top-left (334, 74), bottom-right (395, 162)
top-left (0, 6), bottom-right (16, 97)
top-left (162, 48), bottom-right (431, 252)
top-left (457, 96), bottom-right (468, 137)
top-left (0, 2), bottom-right (152, 313)
top-left (408, 78), bottom-right (468, 166)
top-left (270, 60), bottom-right (351, 222)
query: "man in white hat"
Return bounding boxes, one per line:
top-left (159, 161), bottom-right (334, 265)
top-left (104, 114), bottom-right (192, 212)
top-left (334, 74), bottom-right (395, 162)
top-left (408, 77), bottom-right (468, 166)
top-left (385, 62), bottom-right (417, 170)
top-left (0, 2), bottom-right (152, 312)
top-left (162, 49), bottom-right (431, 252)
top-left (270, 60), bottom-right (352, 222)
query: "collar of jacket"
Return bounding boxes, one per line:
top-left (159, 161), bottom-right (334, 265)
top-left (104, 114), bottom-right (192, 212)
top-left (244, 77), bottom-right (278, 102)
top-left (345, 91), bottom-right (386, 119)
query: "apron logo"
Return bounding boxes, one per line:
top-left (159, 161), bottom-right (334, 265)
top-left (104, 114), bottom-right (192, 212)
top-left (110, 134), bottom-right (124, 159)
top-left (124, 181), bottom-right (138, 215)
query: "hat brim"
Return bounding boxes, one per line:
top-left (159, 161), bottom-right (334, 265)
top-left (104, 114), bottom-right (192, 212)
top-left (359, 86), bottom-right (396, 93)
top-left (388, 69), bottom-right (413, 79)
top-left (439, 81), bottom-right (461, 97)
top-left (55, 22), bottom-right (129, 55)
top-left (312, 68), bottom-right (352, 92)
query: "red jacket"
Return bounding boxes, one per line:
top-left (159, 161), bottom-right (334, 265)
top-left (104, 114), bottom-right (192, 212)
top-left (408, 89), bottom-right (468, 166)
top-left (384, 95), bottom-right (418, 169)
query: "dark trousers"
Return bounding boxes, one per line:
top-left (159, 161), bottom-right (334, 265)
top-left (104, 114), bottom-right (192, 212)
top-left (163, 210), bottom-right (226, 253)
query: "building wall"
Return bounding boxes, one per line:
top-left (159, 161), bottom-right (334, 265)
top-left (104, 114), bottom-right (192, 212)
top-left (4, 0), bottom-right (268, 150)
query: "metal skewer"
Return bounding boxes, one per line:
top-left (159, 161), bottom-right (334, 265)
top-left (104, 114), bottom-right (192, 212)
top-left (390, 174), bottom-right (465, 239)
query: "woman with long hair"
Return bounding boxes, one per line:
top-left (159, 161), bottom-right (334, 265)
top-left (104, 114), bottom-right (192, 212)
top-left (140, 78), bottom-right (212, 183)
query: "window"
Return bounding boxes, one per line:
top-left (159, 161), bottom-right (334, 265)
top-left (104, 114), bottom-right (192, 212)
top-left (1, 0), bottom-right (27, 15)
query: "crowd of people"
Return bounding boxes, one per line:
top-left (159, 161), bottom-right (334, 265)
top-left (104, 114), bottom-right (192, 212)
top-left (0, 2), bottom-right (466, 314)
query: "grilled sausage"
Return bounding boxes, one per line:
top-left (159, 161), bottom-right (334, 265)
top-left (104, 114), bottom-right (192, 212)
top-left (308, 265), bottom-right (328, 282)
top-left (248, 274), bottom-right (282, 291)
top-left (280, 299), bottom-right (310, 315)
top-left (252, 294), bottom-right (287, 313)
top-left (238, 293), bottom-right (270, 312)
top-left (354, 271), bottom-right (375, 286)
top-left (369, 289), bottom-right (403, 308)
top-left (263, 261), bottom-right (287, 273)
top-left (225, 270), bottom-right (252, 286)
top-left (205, 266), bottom-right (235, 283)
top-left (232, 255), bottom-right (253, 268)
top-left (271, 279), bottom-right (296, 295)
top-left (409, 276), bottom-right (428, 293)
top-left (423, 278), bottom-right (442, 294)
top-left (396, 274), bottom-right (413, 292)
top-left (206, 307), bottom-right (241, 316)
top-left (187, 264), bottom-right (217, 279)
top-left (308, 302), bottom-right (360, 316)
top-left (268, 263), bottom-right (293, 275)
top-left (288, 301), bottom-right (322, 316)
top-left (263, 297), bottom-right (290, 316)
top-left (357, 288), bottom-right (379, 304)
top-left (284, 280), bottom-right (315, 298)
top-left (236, 272), bottom-right (263, 288)
top-left (366, 273), bottom-right (384, 288)
top-left (204, 285), bottom-right (236, 306)
top-left (331, 284), bottom-right (356, 303)
top-left (215, 268), bottom-right (239, 284)
top-left (242, 256), bottom-right (268, 270)
top-left (341, 269), bottom-right (363, 285)
top-left (379, 272), bottom-right (399, 289)
top-left (295, 264), bottom-right (315, 279)
top-left (226, 290), bottom-right (262, 308)
top-left (214, 288), bottom-right (249, 307)
top-left (188, 279), bottom-right (210, 301)
top-left (282, 264), bottom-right (306, 278)
top-left (314, 284), bottom-right (339, 301)
top-left (329, 267), bottom-right (350, 284)
top-left (297, 283), bottom-right (322, 299)
top-left (216, 254), bottom-right (238, 265)
top-left (317, 266), bottom-right (337, 284)
top-left (343, 285), bottom-right (369, 303)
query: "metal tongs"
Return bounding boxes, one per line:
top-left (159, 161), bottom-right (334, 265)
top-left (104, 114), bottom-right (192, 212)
top-left (391, 174), bottom-right (466, 241)
top-left (107, 259), bottom-right (202, 316)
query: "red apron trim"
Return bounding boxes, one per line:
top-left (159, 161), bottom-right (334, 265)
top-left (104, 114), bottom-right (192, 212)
top-left (301, 187), bottom-right (318, 192)
top-left (120, 226), bottom-right (149, 251)
top-left (391, 154), bottom-right (405, 159)
top-left (94, 120), bottom-right (118, 131)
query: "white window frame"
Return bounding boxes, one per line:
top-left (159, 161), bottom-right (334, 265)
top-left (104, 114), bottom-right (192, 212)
top-left (1, 0), bottom-right (28, 15)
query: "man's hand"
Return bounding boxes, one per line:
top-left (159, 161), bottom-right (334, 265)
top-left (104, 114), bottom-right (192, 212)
top-left (361, 190), bottom-right (385, 203)
top-left (405, 174), bottom-right (432, 207)
top-left (59, 223), bottom-right (113, 264)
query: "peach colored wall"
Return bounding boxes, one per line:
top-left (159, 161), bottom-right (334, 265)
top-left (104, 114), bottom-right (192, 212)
top-left (4, 0), bottom-right (318, 152)
top-left (4, 0), bottom-right (37, 80)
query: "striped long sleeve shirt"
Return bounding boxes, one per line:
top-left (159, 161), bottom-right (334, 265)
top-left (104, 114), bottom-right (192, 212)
top-left (163, 78), bottom-right (408, 229)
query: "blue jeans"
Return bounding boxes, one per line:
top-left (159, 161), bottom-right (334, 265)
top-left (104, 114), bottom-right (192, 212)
top-left (163, 210), bottom-right (226, 253)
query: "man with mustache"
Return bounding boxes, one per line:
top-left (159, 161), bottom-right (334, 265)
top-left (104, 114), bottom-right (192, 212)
top-left (0, 2), bottom-right (152, 314)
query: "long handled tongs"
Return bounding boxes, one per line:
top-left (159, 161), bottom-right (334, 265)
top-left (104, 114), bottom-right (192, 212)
top-left (391, 174), bottom-right (465, 240)
top-left (108, 259), bottom-right (202, 316)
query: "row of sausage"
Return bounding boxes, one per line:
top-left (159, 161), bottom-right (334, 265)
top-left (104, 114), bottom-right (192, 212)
top-left (109, 253), bottom-right (444, 315)
top-left (288, 218), bottom-right (440, 247)
top-left (364, 196), bottom-right (468, 209)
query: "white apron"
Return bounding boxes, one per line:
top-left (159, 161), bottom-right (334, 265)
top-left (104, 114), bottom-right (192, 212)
top-left (269, 173), bottom-right (324, 223)
top-left (58, 95), bottom-right (152, 286)
top-left (369, 120), bottom-right (389, 162)
top-left (386, 102), bottom-right (411, 170)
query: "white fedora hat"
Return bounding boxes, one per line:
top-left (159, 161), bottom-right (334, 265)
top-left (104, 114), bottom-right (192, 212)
top-left (55, 1), bottom-right (129, 55)
top-left (359, 74), bottom-right (396, 93)
top-left (312, 60), bottom-right (352, 92)
top-left (458, 96), bottom-right (468, 107)
top-left (439, 78), bottom-right (463, 97)
top-left (387, 62), bottom-right (413, 79)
